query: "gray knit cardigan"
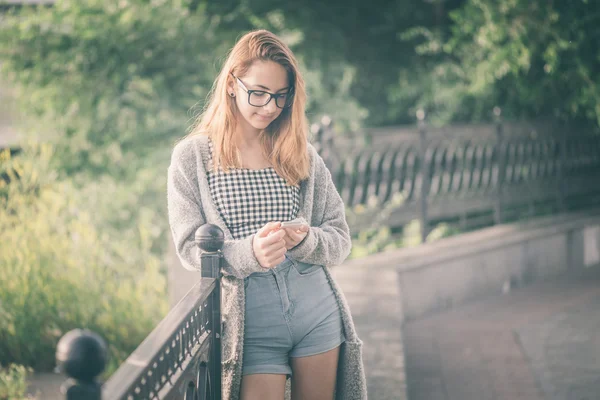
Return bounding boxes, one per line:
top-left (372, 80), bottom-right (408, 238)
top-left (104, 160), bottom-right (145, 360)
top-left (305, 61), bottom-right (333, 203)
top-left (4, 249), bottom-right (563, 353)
top-left (167, 134), bottom-right (368, 400)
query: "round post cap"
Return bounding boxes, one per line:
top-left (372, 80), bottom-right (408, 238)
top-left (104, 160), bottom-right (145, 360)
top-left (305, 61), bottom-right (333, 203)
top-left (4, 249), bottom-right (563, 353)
top-left (56, 329), bottom-right (107, 382)
top-left (195, 224), bottom-right (225, 252)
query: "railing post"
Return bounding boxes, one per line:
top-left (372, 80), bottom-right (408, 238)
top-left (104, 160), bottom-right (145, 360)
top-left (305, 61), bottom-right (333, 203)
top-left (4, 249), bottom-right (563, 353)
top-left (56, 329), bottom-right (107, 400)
top-left (494, 107), bottom-right (505, 224)
top-left (557, 125), bottom-right (567, 212)
top-left (195, 224), bottom-right (224, 400)
top-left (417, 109), bottom-right (429, 243)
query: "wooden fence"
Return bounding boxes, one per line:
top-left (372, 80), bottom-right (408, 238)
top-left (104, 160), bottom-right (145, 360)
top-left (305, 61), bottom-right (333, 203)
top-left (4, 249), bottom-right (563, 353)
top-left (312, 115), bottom-right (600, 240)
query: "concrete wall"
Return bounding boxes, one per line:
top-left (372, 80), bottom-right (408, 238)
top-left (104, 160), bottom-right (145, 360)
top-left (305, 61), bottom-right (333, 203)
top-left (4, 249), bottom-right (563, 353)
top-left (390, 209), bottom-right (600, 322)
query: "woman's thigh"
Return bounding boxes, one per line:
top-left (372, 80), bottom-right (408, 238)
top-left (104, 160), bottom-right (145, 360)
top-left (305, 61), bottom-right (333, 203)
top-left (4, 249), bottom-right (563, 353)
top-left (290, 346), bottom-right (341, 400)
top-left (241, 373), bottom-right (287, 400)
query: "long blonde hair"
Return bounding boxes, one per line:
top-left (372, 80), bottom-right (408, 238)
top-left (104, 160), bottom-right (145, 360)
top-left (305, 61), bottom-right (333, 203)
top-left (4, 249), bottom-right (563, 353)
top-left (188, 30), bottom-right (310, 186)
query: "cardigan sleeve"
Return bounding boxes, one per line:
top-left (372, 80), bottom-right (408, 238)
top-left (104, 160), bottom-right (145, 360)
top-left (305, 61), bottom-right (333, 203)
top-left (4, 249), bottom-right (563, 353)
top-left (167, 141), bottom-right (266, 279)
top-left (287, 148), bottom-right (352, 266)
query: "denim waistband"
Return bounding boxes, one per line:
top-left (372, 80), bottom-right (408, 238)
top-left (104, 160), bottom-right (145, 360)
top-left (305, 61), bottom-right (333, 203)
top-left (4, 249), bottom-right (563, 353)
top-left (247, 255), bottom-right (294, 277)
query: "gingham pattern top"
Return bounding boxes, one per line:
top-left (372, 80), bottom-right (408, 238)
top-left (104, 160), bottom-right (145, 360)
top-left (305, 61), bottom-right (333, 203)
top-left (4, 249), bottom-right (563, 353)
top-left (206, 139), bottom-right (301, 240)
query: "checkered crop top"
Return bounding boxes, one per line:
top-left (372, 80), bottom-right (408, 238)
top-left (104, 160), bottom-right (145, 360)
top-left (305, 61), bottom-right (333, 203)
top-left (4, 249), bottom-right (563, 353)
top-left (206, 140), bottom-right (301, 240)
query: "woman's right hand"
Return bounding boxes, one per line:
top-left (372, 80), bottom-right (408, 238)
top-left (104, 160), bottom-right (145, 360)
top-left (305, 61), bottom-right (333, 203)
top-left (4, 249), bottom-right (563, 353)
top-left (252, 222), bottom-right (287, 269)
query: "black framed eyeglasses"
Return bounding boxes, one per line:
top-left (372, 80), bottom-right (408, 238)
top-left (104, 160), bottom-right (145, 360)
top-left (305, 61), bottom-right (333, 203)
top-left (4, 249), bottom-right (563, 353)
top-left (231, 73), bottom-right (294, 109)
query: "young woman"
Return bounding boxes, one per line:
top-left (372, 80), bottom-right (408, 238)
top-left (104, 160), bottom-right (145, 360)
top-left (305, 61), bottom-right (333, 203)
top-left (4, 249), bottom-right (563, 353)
top-left (167, 30), bottom-right (367, 400)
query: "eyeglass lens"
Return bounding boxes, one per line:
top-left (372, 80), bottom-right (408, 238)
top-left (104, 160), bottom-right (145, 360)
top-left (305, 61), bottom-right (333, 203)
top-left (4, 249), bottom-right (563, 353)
top-left (248, 91), bottom-right (292, 109)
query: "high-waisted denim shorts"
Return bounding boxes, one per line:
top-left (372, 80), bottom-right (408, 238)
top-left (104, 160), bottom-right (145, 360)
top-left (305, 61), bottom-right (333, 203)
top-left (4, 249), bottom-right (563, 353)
top-left (242, 256), bottom-right (345, 376)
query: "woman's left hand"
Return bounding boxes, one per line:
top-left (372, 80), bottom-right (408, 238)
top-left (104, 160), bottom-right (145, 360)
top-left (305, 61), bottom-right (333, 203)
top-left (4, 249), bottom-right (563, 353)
top-left (282, 226), bottom-right (310, 250)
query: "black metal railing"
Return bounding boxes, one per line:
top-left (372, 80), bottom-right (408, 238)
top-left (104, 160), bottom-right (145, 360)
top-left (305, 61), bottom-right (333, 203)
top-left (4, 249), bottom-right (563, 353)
top-left (55, 224), bottom-right (224, 400)
top-left (312, 112), bottom-right (600, 240)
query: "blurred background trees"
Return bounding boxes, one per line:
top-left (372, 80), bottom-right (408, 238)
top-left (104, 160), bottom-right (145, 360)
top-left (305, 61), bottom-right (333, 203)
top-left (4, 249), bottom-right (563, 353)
top-left (200, 0), bottom-right (600, 127)
top-left (0, 0), bottom-right (598, 377)
top-left (400, 0), bottom-right (600, 126)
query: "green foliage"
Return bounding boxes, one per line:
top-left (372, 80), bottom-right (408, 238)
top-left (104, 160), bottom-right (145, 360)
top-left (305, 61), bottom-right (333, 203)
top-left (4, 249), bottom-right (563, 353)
top-left (301, 60), bottom-right (368, 134)
top-left (0, 146), bottom-right (168, 373)
top-left (346, 193), bottom-right (407, 257)
top-left (6, 0), bottom-right (594, 135)
top-left (0, 0), bottom-right (224, 176)
top-left (393, 0), bottom-right (600, 127)
top-left (200, 0), bottom-right (460, 127)
top-left (346, 192), bottom-right (466, 258)
top-left (349, 218), bottom-right (466, 259)
top-left (0, 364), bottom-right (33, 400)
top-left (0, 0), bottom-right (368, 158)
top-left (426, 222), bottom-right (463, 242)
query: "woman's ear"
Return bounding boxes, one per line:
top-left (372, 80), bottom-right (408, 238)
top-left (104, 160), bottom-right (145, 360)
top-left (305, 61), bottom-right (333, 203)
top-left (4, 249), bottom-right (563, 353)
top-left (226, 77), bottom-right (236, 97)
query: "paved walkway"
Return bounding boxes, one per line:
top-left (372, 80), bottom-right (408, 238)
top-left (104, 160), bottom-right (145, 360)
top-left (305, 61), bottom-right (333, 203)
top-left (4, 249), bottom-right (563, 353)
top-left (331, 259), bottom-right (407, 400)
top-left (404, 266), bottom-right (600, 400)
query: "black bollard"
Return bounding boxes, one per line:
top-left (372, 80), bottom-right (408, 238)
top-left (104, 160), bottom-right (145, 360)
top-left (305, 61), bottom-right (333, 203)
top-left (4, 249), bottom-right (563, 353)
top-left (56, 329), bottom-right (107, 400)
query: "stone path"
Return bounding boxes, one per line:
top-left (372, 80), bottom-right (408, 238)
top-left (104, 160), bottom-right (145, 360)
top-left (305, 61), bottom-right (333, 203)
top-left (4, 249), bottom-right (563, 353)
top-left (331, 260), bottom-right (408, 400)
top-left (404, 266), bottom-right (600, 400)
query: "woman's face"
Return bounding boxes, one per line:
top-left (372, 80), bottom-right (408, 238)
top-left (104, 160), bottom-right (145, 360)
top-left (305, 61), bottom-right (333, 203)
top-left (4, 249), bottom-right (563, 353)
top-left (229, 60), bottom-right (291, 132)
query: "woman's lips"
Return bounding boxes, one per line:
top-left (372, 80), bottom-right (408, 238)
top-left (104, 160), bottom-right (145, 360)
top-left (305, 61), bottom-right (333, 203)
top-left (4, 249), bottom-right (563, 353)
top-left (255, 114), bottom-right (274, 121)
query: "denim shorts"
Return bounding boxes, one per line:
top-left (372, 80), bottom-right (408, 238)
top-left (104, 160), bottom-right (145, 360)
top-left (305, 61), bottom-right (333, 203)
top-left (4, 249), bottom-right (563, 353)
top-left (242, 256), bottom-right (346, 376)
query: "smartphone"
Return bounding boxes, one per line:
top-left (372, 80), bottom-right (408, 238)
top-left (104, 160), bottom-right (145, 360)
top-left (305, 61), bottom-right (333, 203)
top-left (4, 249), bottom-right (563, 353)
top-left (280, 218), bottom-right (308, 230)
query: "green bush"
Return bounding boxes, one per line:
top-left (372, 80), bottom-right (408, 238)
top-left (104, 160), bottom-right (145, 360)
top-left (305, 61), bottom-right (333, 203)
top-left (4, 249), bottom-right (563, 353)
top-left (0, 364), bottom-right (33, 400)
top-left (0, 0), bottom-right (224, 177)
top-left (0, 147), bottom-right (168, 374)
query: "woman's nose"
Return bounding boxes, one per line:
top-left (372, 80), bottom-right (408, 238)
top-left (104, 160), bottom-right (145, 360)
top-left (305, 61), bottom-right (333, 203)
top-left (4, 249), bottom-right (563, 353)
top-left (263, 99), bottom-right (277, 113)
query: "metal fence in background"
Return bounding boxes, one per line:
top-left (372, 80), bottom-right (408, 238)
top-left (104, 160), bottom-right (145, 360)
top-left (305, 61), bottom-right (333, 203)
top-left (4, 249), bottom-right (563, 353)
top-left (312, 112), bottom-right (600, 240)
